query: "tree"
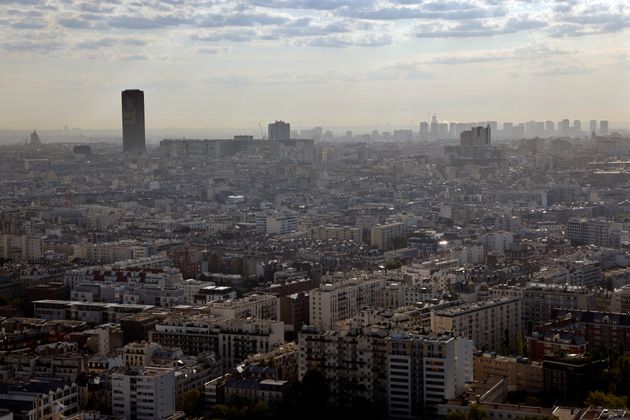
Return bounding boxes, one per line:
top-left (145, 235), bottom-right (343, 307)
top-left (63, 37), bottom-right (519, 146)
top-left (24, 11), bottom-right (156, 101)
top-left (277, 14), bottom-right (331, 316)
top-left (446, 410), bottom-right (468, 420)
top-left (181, 389), bottom-right (202, 416)
top-left (445, 405), bottom-right (488, 420)
top-left (585, 390), bottom-right (627, 409)
top-left (468, 404), bottom-right (488, 420)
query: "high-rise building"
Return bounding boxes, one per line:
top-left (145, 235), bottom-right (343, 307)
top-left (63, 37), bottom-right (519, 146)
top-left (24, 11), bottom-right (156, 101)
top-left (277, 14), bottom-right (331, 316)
top-left (589, 120), bottom-right (597, 134)
top-left (559, 119), bottom-right (570, 136)
top-left (419, 122), bottom-right (429, 139)
top-left (112, 367), bottom-right (176, 420)
top-left (309, 272), bottom-right (386, 329)
top-left (298, 327), bottom-right (472, 417)
top-left (503, 122), bottom-right (513, 138)
top-left (460, 125), bottom-right (491, 147)
top-left (268, 120), bottom-right (290, 141)
top-left (600, 120), bottom-right (609, 135)
top-left (430, 115), bottom-right (439, 138)
top-left (545, 120), bottom-right (555, 134)
top-left (431, 298), bottom-right (521, 353)
top-left (121, 89), bottom-right (146, 152)
top-left (573, 120), bottom-right (582, 133)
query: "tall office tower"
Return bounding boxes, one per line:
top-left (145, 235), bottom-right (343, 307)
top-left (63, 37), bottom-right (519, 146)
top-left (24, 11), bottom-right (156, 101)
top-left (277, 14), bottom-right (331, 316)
top-left (503, 122), bottom-right (513, 139)
top-left (573, 120), bottom-right (582, 133)
top-left (460, 125), bottom-right (491, 147)
top-left (430, 115), bottom-right (439, 138)
top-left (559, 119), bottom-right (570, 136)
top-left (487, 121), bottom-right (498, 133)
top-left (449, 122), bottom-right (457, 138)
top-left (545, 120), bottom-right (555, 135)
top-left (589, 120), bottom-right (597, 133)
top-left (600, 120), bottom-right (609, 135)
top-left (268, 120), bottom-right (290, 141)
top-left (419, 122), bottom-right (429, 139)
top-left (525, 120), bottom-right (537, 136)
top-left (121, 89), bottom-right (146, 152)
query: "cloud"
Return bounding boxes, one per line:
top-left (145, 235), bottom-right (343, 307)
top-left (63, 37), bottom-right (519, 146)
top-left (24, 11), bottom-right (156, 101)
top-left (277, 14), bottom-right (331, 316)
top-left (119, 53), bottom-right (149, 61)
top-left (200, 12), bottom-right (289, 28)
top-left (340, 2), bottom-right (506, 21)
top-left (530, 64), bottom-right (592, 76)
top-left (108, 15), bottom-right (190, 29)
top-left (0, 0), bottom-right (628, 59)
top-left (192, 28), bottom-right (259, 42)
top-left (413, 16), bottom-right (547, 38)
top-left (368, 60), bottom-right (433, 80)
top-left (3, 39), bottom-right (62, 52)
top-left (76, 36), bottom-right (147, 49)
top-left (304, 32), bottom-right (393, 47)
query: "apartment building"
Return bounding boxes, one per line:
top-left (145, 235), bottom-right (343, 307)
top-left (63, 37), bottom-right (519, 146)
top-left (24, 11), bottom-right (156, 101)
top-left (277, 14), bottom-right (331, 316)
top-left (474, 353), bottom-right (543, 393)
top-left (209, 293), bottom-right (279, 321)
top-left (431, 298), bottom-right (521, 353)
top-left (149, 315), bottom-right (284, 369)
top-left (309, 273), bottom-right (386, 329)
top-left (112, 367), bottom-right (176, 420)
top-left (298, 327), bottom-right (472, 418)
top-left (309, 225), bottom-right (364, 243)
top-left (371, 222), bottom-right (407, 250)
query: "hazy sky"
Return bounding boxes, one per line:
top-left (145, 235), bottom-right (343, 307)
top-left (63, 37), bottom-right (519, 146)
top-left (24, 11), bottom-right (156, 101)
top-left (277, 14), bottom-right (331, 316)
top-left (1, 0), bottom-right (629, 130)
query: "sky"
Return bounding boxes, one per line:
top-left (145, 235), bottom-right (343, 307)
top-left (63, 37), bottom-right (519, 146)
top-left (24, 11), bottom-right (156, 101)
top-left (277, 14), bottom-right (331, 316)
top-left (1, 0), bottom-right (629, 131)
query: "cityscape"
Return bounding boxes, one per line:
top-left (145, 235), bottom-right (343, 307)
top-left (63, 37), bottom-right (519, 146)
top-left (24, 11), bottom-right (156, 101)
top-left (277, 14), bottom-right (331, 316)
top-left (2, 1), bottom-right (630, 420)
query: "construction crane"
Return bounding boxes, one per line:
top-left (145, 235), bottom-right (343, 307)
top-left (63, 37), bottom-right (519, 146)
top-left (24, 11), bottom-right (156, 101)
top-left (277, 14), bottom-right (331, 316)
top-left (258, 122), bottom-right (267, 140)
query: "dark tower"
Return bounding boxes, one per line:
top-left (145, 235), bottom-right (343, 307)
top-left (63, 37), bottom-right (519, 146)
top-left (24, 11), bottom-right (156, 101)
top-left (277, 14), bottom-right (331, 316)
top-left (121, 89), bottom-right (145, 152)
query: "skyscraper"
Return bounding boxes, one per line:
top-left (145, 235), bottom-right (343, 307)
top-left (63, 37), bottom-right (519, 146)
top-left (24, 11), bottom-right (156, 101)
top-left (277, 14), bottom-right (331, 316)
top-left (589, 120), bottom-right (597, 134)
top-left (121, 89), bottom-right (145, 152)
top-left (600, 120), bottom-right (609, 135)
top-left (268, 120), bottom-right (290, 141)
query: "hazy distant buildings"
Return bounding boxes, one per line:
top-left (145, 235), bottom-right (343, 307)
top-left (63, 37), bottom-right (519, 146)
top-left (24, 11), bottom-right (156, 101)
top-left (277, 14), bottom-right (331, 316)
top-left (460, 125), bottom-right (491, 147)
top-left (27, 130), bottom-right (41, 146)
top-left (600, 120), bottom-right (609, 135)
top-left (559, 119), bottom-right (570, 137)
top-left (420, 122), bottom-right (429, 139)
top-left (268, 120), bottom-right (290, 141)
top-left (545, 120), bottom-right (554, 134)
top-left (121, 89), bottom-right (146, 152)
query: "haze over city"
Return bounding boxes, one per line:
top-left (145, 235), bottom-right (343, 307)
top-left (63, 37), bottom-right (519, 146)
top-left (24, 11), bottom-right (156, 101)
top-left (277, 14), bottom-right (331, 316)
top-left (4, 1), bottom-right (630, 420)
top-left (2, 0), bottom-right (629, 130)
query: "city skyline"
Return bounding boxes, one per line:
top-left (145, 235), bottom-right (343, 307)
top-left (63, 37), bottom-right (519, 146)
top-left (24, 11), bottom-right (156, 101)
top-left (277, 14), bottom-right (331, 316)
top-left (1, 0), bottom-right (629, 129)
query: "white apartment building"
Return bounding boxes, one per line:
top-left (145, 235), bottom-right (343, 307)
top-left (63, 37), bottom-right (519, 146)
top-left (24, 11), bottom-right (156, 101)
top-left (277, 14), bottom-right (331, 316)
top-left (209, 294), bottom-right (279, 321)
top-left (64, 267), bottom-right (182, 289)
top-left (309, 273), bottom-right (386, 329)
top-left (431, 298), bottom-right (521, 353)
top-left (180, 279), bottom-right (215, 304)
top-left (567, 218), bottom-right (628, 248)
top-left (309, 225), bottom-right (364, 243)
top-left (370, 222), bottom-right (407, 250)
top-left (0, 381), bottom-right (80, 419)
top-left (255, 210), bottom-right (299, 235)
top-left (0, 234), bottom-right (43, 261)
top-left (72, 240), bottom-right (151, 263)
top-left (149, 315), bottom-right (284, 369)
top-left (298, 327), bottom-right (472, 418)
top-left (112, 367), bottom-right (176, 420)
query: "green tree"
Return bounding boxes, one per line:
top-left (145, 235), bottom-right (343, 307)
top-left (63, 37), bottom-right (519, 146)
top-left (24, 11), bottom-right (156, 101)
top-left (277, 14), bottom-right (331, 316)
top-left (468, 404), bottom-right (488, 420)
top-left (445, 410), bottom-right (468, 420)
top-left (585, 390), bottom-right (627, 409)
top-left (181, 389), bottom-right (202, 416)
